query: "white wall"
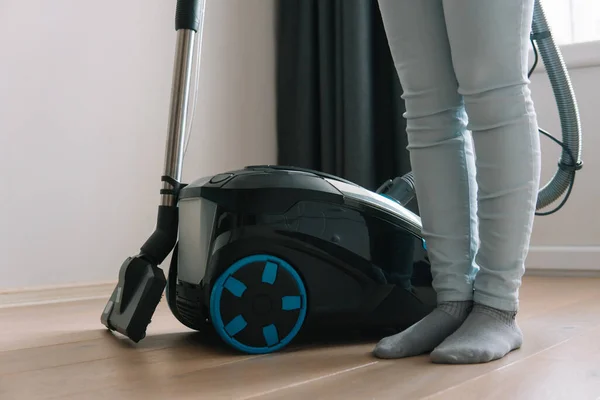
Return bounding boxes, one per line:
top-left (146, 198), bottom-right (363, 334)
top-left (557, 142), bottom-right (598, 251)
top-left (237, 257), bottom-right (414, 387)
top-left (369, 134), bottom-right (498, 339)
top-left (1, 0), bottom-right (595, 290)
top-left (528, 61), bottom-right (600, 271)
top-left (0, 0), bottom-right (277, 290)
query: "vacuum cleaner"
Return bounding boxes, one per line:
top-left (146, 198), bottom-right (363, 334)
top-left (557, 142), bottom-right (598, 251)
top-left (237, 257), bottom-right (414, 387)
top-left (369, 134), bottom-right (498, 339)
top-left (101, 0), bottom-right (583, 354)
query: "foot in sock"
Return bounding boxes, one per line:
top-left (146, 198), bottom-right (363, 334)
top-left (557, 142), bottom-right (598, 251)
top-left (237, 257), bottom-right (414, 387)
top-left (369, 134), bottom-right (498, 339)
top-left (430, 303), bottom-right (523, 364)
top-left (372, 301), bottom-right (473, 359)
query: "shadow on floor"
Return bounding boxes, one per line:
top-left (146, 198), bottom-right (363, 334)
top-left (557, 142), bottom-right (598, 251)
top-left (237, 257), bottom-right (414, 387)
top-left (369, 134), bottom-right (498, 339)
top-left (99, 324), bottom-right (396, 357)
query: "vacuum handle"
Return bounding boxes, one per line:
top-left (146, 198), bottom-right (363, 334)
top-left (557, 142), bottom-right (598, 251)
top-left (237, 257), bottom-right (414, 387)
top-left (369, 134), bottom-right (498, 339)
top-left (161, 0), bottom-right (206, 206)
top-left (98, 0), bottom-right (207, 345)
top-left (176, 0), bottom-right (204, 31)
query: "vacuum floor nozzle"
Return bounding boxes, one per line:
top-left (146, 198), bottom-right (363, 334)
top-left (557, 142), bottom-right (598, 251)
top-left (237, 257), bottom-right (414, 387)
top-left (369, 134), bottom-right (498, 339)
top-left (100, 256), bottom-right (166, 342)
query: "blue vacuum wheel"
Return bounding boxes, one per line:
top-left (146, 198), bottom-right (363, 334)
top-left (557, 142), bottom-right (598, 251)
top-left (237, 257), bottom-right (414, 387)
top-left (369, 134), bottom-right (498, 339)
top-left (209, 254), bottom-right (308, 354)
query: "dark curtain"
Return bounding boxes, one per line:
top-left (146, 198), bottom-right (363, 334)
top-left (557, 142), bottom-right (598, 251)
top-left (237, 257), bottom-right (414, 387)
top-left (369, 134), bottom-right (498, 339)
top-left (275, 0), bottom-right (409, 191)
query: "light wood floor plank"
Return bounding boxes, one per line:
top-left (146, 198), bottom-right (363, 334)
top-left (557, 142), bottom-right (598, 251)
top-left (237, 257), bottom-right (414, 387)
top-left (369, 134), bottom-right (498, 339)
top-left (1, 277), bottom-right (599, 400)
top-left (424, 325), bottom-right (600, 400)
top-left (251, 279), bottom-right (600, 399)
top-left (0, 343), bottom-right (377, 399)
top-left (0, 297), bottom-right (183, 352)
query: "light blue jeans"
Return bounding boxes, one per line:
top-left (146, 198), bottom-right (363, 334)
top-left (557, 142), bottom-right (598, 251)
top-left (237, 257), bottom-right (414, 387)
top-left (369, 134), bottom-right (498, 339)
top-left (378, 0), bottom-right (541, 311)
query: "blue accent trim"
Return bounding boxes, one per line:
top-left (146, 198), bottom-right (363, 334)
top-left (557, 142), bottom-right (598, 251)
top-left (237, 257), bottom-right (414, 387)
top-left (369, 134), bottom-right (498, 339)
top-left (224, 276), bottom-right (247, 297)
top-left (380, 194), bottom-right (400, 203)
top-left (422, 239), bottom-right (427, 250)
top-left (262, 324), bottom-right (279, 347)
top-left (209, 254), bottom-right (308, 355)
top-left (281, 296), bottom-right (301, 311)
top-left (224, 314), bottom-right (247, 336)
top-left (261, 261), bottom-right (278, 284)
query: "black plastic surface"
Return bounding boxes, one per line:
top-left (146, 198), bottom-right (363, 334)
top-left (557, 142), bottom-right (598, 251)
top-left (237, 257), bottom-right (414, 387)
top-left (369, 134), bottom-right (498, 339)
top-left (244, 165), bottom-right (358, 186)
top-left (210, 173), bottom-right (233, 184)
top-left (179, 167), bottom-right (422, 237)
top-left (201, 209), bottom-right (434, 327)
top-left (140, 205), bottom-right (179, 265)
top-left (202, 232), bottom-right (369, 323)
top-left (101, 256), bottom-right (166, 342)
top-left (180, 171), bottom-right (345, 215)
top-left (167, 244), bottom-right (210, 331)
top-left (175, 0), bottom-right (202, 31)
top-left (218, 259), bottom-right (304, 348)
top-left (173, 166), bottom-right (434, 342)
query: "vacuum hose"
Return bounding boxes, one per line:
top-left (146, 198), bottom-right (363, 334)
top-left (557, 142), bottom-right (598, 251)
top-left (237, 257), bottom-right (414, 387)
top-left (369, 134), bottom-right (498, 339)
top-left (380, 0), bottom-right (583, 215)
top-left (531, 0), bottom-right (583, 212)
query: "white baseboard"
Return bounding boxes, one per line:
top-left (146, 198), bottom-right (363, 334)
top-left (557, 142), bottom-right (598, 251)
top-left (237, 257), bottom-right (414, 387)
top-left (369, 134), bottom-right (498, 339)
top-left (0, 281), bottom-right (116, 309)
top-left (525, 246), bottom-right (600, 277)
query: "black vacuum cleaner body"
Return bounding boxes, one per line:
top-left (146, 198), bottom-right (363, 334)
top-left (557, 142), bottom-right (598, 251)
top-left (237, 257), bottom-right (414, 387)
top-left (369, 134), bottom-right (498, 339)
top-left (167, 165), bottom-right (434, 353)
top-left (101, 0), bottom-right (582, 355)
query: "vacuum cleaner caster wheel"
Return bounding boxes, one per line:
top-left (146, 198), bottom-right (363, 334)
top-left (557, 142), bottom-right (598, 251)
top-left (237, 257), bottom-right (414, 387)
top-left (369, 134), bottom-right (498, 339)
top-left (209, 254), bottom-right (307, 354)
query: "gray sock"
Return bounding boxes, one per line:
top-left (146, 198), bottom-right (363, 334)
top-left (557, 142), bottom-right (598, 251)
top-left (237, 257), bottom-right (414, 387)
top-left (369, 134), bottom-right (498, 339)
top-left (430, 303), bottom-right (523, 364)
top-left (372, 301), bottom-right (473, 359)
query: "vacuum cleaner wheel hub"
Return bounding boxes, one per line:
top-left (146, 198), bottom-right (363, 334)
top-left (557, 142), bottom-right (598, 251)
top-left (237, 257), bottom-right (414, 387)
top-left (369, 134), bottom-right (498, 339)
top-left (251, 293), bottom-right (273, 315)
top-left (209, 254), bottom-right (308, 354)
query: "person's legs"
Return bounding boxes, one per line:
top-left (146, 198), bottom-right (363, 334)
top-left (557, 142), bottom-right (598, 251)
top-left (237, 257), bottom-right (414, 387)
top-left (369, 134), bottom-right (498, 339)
top-left (431, 0), bottom-right (541, 364)
top-left (373, 0), bottom-right (479, 359)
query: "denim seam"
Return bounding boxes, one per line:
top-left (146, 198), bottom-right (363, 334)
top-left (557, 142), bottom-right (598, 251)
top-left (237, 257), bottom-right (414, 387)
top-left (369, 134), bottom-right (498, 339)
top-left (461, 117), bottom-right (475, 285)
top-left (520, 0), bottom-right (537, 271)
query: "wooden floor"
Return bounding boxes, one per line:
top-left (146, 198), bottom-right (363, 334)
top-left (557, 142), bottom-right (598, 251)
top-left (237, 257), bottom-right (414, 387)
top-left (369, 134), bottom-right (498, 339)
top-left (2, 276), bottom-right (600, 400)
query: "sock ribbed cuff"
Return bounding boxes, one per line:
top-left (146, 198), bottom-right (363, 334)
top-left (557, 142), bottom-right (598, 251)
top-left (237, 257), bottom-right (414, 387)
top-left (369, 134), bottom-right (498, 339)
top-left (438, 300), bottom-right (473, 319)
top-left (472, 303), bottom-right (517, 326)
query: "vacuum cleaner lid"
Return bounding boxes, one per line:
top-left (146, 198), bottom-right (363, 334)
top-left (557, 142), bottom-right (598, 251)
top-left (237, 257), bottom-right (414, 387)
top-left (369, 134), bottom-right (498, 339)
top-left (179, 165), bottom-right (422, 234)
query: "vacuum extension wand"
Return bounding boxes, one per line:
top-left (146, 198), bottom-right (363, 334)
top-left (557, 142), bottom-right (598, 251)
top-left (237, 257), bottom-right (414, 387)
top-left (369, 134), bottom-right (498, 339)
top-left (379, 0), bottom-right (583, 214)
top-left (101, 0), bottom-right (206, 342)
